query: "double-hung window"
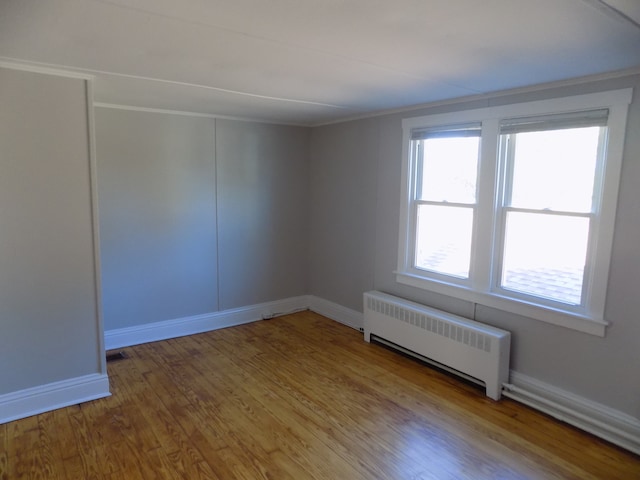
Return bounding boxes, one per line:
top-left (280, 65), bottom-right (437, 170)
top-left (412, 124), bottom-right (480, 280)
top-left (397, 89), bottom-right (632, 336)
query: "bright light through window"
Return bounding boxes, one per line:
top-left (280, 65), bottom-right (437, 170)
top-left (501, 212), bottom-right (589, 304)
top-left (416, 204), bottom-right (473, 278)
top-left (419, 137), bottom-right (479, 204)
top-left (509, 128), bottom-right (600, 212)
top-left (414, 132), bottom-right (479, 278)
top-left (499, 126), bottom-right (603, 305)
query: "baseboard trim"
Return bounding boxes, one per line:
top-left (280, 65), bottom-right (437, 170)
top-left (308, 295), bottom-right (364, 330)
top-left (104, 296), bottom-right (310, 350)
top-left (503, 371), bottom-right (640, 455)
top-left (0, 373), bottom-right (110, 425)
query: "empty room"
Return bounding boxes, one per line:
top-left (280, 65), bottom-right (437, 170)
top-left (1, 0), bottom-right (640, 478)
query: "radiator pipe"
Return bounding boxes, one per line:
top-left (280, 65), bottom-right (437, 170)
top-left (502, 382), bottom-right (638, 444)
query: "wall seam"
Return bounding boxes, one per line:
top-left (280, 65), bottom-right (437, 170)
top-left (213, 118), bottom-right (221, 311)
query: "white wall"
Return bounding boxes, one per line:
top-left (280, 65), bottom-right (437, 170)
top-left (309, 74), bottom-right (640, 419)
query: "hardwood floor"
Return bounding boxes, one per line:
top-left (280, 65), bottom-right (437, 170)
top-left (2, 311), bottom-right (638, 479)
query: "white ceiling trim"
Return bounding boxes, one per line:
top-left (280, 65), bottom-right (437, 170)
top-left (0, 58), bottom-right (94, 80)
top-left (0, 55), bottom-right (348, 111)
top-left (314, 66), bottom-right (640, 127)
top-left (93, 102), bottom-right (310, 127)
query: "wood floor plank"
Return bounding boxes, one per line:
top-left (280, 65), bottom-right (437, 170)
top-left (181, 316), bottom-right (592, 478)
top-left (161, 336), bottom-right (348, 479)
top-left (181, 335), bottom-right (372, 480)
top-left (32, 411), bottom-right (65, 480)
top-left (137, 340), bottom-right (284, 480)
top-left (268, 313), bottom-right (630, 478)
top-left (126, 349), bottom-right (245, 480)
top-left (3, 312), bottom-right (639, 479)
top-left (209, 327), bottom-right (431, 477)
top-left (220, 321), bottom-right (538, 479)
top-left (159, 332), bottom-right (370, 478)
top-left (44, 408), bottom-right (91, 480)
top-left (0, 422), bottom-right (8, 480)
top-left (7, 415), bottom-right (41, 479)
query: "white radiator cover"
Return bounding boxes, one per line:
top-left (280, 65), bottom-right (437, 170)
top-left (364, 291), bottom-right (511, 400)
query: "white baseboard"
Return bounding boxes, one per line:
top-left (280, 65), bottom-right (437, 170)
top-left (105, 295), bottom-right (363, 351)
top-left (105, 296), bottom-right (311, 350)
top-left (0, 373), bottom-right (110, 425)
top-left (307, 295), bottom-right (364, 330)
top-left (503, 371), bottom-right (640, 455)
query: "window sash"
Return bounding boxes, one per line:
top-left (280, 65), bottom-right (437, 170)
top-left (493, 207), bottom-right (594, 309)
top-left (499, 126), bottom-right (607, 214)
top-left (414, 203), bottom-right (474, 279)
top-left (409, 126), bottom-right (481, 284)
top-left (493, 120), bottom-right (608, 310)
top-left (414, 135), bottom-right (480, 204)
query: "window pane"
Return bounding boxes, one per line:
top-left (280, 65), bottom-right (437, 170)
top-left (415, 205), bottom-right (473, 278)
top-left (507, 127), bottom-right (600, 212)
top-left (419, 136), bottom-right (479, 204)
top-left (500, 212), bottom-right (589, 305)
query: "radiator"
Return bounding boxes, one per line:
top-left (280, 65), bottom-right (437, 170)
top-left (363, 291), bottom-right (510, 400)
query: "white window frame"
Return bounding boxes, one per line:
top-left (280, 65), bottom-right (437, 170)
top-left (396, 89), bottom-right (632, 337)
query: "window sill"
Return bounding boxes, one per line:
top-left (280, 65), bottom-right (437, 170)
top-left (395, 271), bottom-right (608, 337)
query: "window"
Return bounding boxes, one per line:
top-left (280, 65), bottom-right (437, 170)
top-left (413, 124), bottom-right (480, 279)
top-left (397, 89), bottom-right (632, 336)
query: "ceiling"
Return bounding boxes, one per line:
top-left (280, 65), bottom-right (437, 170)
top-left (1, 0), bottom-right (640, 126)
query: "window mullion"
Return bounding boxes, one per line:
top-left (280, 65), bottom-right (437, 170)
top-left (471, 118), bottom-right (500, 294)
top-left (491, 133), bottom-right (515, 296)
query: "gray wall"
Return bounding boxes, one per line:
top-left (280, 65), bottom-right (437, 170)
top-left (216, 120), bottom-right (309, 310)
top-left (309, 119), bottom-right (378, 309)
top-left (0, 67), bottom-right (103, 394)
top-left (96, 112), bottom-right (309, 329)
top-left (96, 109), bottom-right (218, 331)
top-left (309, 75), bottom-right (640, 418)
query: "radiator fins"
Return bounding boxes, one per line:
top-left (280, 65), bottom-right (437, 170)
top-left (366, 296), bottom-right (492, 353)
